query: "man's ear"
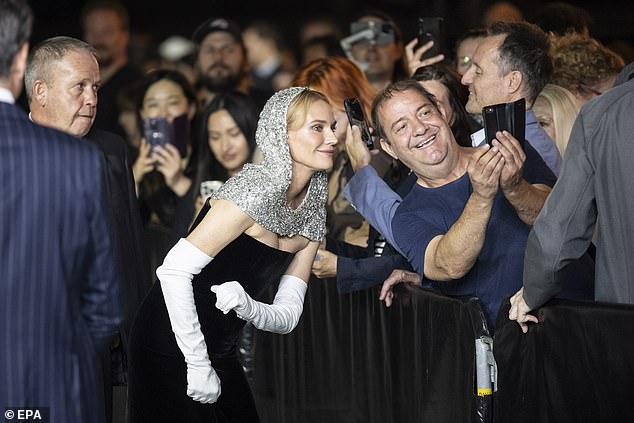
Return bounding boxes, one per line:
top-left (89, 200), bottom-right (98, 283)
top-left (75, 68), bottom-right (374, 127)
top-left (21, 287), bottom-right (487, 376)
top-left (506, 70), bottom-right (523, 96)
top-left (32, 80), bottom-right (48, 107)
top-left (380, 138), bottom-right (399, 160)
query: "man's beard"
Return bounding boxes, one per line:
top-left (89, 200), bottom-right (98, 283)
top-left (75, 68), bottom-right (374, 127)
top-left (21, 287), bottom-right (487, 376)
top-left (197, 67), bottom-right (243, 93)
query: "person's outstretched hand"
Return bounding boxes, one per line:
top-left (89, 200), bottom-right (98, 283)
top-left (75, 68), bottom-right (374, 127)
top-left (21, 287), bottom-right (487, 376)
top-left (132, 138), bottom-right (154, 186)
top-left (311, 249), bottom-right (337, 279)
top-left (405, 38), bottom-right (445, 76)
top-left (379, 269), bottom-right (422, 307)
top-left (211, 281), bottom-right (249, 315)
top-left (345, 124), bottom-right (373, 172)
top-left (508, 287), bottom-right (539, 333)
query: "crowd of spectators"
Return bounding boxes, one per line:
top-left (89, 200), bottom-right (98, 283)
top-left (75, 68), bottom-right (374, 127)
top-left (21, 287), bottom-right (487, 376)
top-left (3, 0), bottom-right (634, 421)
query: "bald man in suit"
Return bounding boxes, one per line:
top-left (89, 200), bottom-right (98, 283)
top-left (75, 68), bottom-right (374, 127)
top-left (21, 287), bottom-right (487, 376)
top-left (26, 35), bottom-right (152, 422)
top-left (0, 1), bottom-right (121, 422)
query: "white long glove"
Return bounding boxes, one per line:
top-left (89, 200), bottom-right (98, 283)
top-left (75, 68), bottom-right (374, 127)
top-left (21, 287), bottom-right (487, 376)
top-left (210, 275), bottom-right (307, 334)
top-left (157, 238), bottom-right (221, 404)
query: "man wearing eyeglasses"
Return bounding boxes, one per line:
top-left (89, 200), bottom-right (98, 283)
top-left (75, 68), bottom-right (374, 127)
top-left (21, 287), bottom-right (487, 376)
top-left (341, 10), bottom-right (409, 91)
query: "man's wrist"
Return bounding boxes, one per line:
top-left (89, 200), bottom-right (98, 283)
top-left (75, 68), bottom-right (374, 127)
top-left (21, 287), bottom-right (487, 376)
top-left (470, 190), bottom-right (496, 206)
top-left (501, 177), bottom-right (526, 198)
top-left (350, 158), bottom-right (371, 172)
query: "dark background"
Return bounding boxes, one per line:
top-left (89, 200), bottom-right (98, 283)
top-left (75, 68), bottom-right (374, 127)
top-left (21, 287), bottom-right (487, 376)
top-left (28, 0), bottom-right (634, 63)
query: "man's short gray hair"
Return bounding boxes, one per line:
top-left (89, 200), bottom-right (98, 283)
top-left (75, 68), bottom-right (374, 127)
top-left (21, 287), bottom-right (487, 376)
top-left (24, 36), bottom-right (98, 104)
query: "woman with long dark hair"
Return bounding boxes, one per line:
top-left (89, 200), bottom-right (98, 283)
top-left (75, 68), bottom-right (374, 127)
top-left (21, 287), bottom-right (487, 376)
top-left (193, 92), bottom-right (258, 199)
top-left (412, 64), bottom-right (480, 147)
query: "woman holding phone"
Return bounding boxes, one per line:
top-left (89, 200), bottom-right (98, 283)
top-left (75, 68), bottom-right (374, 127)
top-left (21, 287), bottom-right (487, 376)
top-left (131, 69), bottom-right (199, 269)
top-left (128, 87), bottom-right (337, 422)
top-left (132, 69), bottom-right (197, 201)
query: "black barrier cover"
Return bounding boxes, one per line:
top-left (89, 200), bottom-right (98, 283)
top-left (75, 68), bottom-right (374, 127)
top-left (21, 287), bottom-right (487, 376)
top-left (494, 299), bottom-right (634, 423)
top-left (252, 277), bottom-right (489, 422)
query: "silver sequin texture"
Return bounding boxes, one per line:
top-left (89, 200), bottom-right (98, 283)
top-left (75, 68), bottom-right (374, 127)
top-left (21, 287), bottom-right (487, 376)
top-left (213, 87), bottom-right (328, 241)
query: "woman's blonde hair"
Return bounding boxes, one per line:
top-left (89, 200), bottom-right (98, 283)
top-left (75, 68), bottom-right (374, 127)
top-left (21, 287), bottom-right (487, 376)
top-left (286, 88), bottom-right (330, 131)
top-left (536, 83), bottom-right (580, 154)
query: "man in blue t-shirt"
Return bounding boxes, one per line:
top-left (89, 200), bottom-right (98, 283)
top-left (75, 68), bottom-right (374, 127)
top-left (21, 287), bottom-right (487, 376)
top-left (362, 79), bottom-right (555, 328)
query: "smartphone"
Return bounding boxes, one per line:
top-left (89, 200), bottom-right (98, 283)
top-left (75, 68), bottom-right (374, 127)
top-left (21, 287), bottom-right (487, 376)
top-left (343, 97), bottom-right (375, 150)
top-left (143, 117), bottom-right (170, 153)
top-left (142, 115), bottom-right (189, 158)
top-left (482, 98), bottom-right (526, 148)
top-left (416, 17), bottom-right (445, 60)
top-left (200, 180), bottom-right (224, 200)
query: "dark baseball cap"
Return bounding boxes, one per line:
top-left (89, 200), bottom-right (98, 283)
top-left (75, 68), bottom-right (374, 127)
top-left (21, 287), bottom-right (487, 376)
top-left (192, 18), bottom-right (244, 46)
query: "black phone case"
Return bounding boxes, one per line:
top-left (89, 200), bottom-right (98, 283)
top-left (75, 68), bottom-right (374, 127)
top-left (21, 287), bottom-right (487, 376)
top-left (344, 97), bottom-right (374, 149)
top-left (417, 17), bottom-right (444, 59)
top-left (482, 98), bottom-right (526, 147)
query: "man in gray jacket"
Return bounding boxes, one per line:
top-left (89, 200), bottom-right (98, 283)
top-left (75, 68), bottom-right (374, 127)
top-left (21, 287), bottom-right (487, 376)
top-left (509, 64), bottom-right (634, 332)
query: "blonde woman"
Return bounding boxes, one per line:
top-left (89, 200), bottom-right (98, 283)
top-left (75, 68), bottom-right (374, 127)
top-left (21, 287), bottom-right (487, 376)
top-left (533, 83), bottom-right (580, 155)
top-left (128, 87), bottom-right (337, 422)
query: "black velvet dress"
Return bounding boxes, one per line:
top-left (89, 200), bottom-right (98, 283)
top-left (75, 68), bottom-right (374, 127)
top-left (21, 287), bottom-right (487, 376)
top-left (127, 205), bottom-right (294, 422)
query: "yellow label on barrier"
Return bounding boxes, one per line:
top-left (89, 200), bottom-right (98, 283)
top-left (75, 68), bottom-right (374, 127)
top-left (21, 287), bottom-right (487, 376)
top-left (477, 388), bottom-right (492, 396)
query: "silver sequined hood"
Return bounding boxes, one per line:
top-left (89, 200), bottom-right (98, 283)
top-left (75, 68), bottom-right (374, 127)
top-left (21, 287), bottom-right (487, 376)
top-left (213, 87), bottom-right (328, 241)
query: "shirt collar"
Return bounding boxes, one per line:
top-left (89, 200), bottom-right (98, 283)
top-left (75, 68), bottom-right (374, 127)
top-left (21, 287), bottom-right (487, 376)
top-left (0, 87), bottom-right (15, 104)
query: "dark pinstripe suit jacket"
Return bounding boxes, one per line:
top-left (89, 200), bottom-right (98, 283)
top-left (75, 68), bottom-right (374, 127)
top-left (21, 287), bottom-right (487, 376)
top-left (0, 102), bottom-right (122, 423)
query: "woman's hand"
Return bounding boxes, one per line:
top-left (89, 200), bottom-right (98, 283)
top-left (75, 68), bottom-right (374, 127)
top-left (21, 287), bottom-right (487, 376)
top-left (405, 38), bottom-right (445, 76)
top-left (152, 143), bottom-right (191, 196)
top-left (132, 138), bottom-right (154, 186)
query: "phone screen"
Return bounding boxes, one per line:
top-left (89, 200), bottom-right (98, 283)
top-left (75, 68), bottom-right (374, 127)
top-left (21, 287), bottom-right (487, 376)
top-left (344, 97), bottom-right (374, 149)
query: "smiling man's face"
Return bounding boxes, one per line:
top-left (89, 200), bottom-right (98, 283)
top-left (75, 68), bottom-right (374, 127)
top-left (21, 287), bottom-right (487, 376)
top-left (461, 35), bottom-right (512, 115)
top-left (378, 87), bottom-right (457, 174)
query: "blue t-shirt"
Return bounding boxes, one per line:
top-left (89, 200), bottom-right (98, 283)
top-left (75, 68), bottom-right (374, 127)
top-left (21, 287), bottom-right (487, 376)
top-left (392, 146), bottom-right (556, 328)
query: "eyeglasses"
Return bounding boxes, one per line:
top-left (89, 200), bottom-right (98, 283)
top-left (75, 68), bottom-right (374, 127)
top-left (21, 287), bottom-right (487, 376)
top-left (349, 20), bottom-right (396, 46)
